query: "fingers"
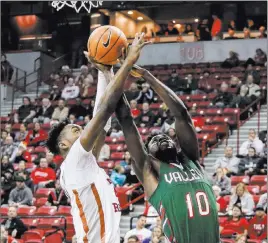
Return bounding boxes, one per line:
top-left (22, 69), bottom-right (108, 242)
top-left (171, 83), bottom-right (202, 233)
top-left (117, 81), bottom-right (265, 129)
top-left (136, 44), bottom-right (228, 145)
top-left (141, 41), bottom-right (152, 48)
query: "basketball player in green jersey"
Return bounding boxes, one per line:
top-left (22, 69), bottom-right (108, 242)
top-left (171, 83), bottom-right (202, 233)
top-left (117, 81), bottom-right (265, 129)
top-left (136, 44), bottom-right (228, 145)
top-left (115, 66), bottom-right (220, 243)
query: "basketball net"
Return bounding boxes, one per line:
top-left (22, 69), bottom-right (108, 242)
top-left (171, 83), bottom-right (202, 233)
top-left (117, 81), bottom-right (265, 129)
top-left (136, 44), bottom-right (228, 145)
top-left (51, 1), bottom-right (103, 13)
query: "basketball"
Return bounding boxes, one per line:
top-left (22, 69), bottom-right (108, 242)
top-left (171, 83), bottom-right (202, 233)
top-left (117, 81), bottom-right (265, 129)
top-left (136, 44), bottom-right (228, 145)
top-left (87, 25), bottom-right (128, 65)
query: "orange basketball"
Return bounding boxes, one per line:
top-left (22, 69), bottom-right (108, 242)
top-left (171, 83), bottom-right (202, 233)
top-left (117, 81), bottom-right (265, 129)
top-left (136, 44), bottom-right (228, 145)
top-left (87, 25), bottom-right (128, 65)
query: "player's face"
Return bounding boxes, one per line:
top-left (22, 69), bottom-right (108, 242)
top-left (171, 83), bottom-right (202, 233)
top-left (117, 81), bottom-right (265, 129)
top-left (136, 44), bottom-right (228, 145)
top-left (148, 134), bottom-right (177, 163)
top-left (62, 124), bottom-right (83, 148)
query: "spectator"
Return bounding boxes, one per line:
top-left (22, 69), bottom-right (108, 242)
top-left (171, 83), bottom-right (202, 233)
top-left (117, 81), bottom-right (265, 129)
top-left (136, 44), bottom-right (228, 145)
top-left (13, 142), bottom-right (32, 164)
top-left (228, 20), bottom-right (236, 30)
top-left (136, 83), bottom-right (154, 104)
top-left (184, 74), bottom-right (198, 95)
top-left (243, 28), bottom-right (251, 39)
top-left (4, 124), bottom-right (15, 140)
top-left (241, 74), bottom-right (261, 99)
top-left (239, 129), bottom-right (264, 156)
top-left (160, 111), bottom-right (175, 133)
top-left (1, 136), bottom-right (18, 163)
top-left (165, 70), bottom-right (181, 93)
top-left (14, 124), bottom-right (28, 143)
top-left (33, 98), bottom-right (54, 124)
top-left (24, 122), bottom-right (48, 147)
top-left (246, 19), bottom-right (257, 30)
top-left (212, 185), bottom-right (228, 213)
top-left (196, 19), bottom-right (211, 41)
top-left (46, 179), bottom-right (69, 207)
top-left (154, 103), bottom-right (169, 127)
top-left (224, 29), bottom-right (238, 40)
top-left (68, 114), bottom-right (77, 124)
top-left (45, 151), bottom-right (57, 171)
top-left (120, 152), bottom-right (132, 170)
top-left (136, 103), bottom-right (155, 128)
top-left (212, 168), bottom-right (231, 196)
top-left (85, 99), bottom-right (95, 119)
top-left (143, 226), bottom-right (165, 243)
top-left (84, 115), bottom-right (90, 125)
top-left (30, 157), bottom-right (56, 190)
top-left (211, 82), bottom-right (233, 108)
top-left (220, 204), bottom-right (248, 236)
top-left (124, 215), bottom-right (152, 243)
top-left (1, 130), bottom-right (8, 145)
top-left (164, 21), bottom-right (179, 36)
top-left (127, 235), bottom-right (139, 243)
top-left (51, 99), bottom-right (69, 122)
top-left (238, 147), bottom-right (262, 176)
top-left (49, 85), bottom-right (62, 101)
top-left (125, 83), bottom-right (140, 101)
top-left (97, 143), bottom-right (110, 161)
top-left (14, 161), bottom-right (32, 189)
top-left (228, 183), bottom-right (255, 215)
top-left (14, 97), bottom-right (36, 124)
top-left (214, 146), bottom-right (240, 176)
top-left (243, 64), bottom-right (260, 85)
top-left (8, 176), bottom-right (33, 206)
top-left (80, 77), bottom-right (93, 99)
top-left (1, 224), bottom-right (18, 243)
top-left (221, 51), bottom-right (240, 68)
top-left (68, 98), bottom-right (88, 120)
top-left (110, 165), bottom-right (126, 187)
top-left (60, 65), bottom-right (73, 86)
top-left (257, 26), bottom-right (267, 39)
top-left (130, 100), bottom-right (141, 119)
top-left (248, 206), bottom-right (267, 240)
top-left (110, 127), bottom-right (123, 138)
top-left (257, 193), bottom-right (267, 212)
top-left (1, 155), bottom-right (14, 176)
top-left (255, 154), bottom-right (267, 175)
top-left (254, 48), bottom-right (267, 66)
top-left (75, 65), bottom-right (94, 86)
top-left (211, 14), bottom-right (222, 40)
top-left (1, 206), bottom-right (27, 239)
top-left (1, 53), bottom-right (14, 83)
top-left (229, 76), bottom-right (241, 89)
top-left (198, 71), bottom-right (215, 94)
top-left (61, 78), bottom-right (80, 100)
top-left (143, 202), bottom-right (159, 226)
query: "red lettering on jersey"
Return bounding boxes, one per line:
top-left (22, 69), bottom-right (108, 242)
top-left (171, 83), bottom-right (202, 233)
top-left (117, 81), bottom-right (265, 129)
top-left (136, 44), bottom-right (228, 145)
top-left (112, 203), bottom-right (121, 212)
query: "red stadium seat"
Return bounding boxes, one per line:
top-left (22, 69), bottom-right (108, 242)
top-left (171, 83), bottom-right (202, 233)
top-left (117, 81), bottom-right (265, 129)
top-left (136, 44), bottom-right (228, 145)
top-left (21, 218), bottom-right (39, 228)
top-left (231, 176), bottom-right (249, 186)
top-left (221, 240), bottom-right (234, 243)
top-left (35, 206), bottom-right (57, 216)
top-left (12, 123), bottom-right (21, 131)
top-left (27, 147), bottom-right (35, 153)
top-left (250, 175), bottom-right (267, 186)
top-left (66, 229), bottom-right (75, 242)
top-left (0, 206), bottom-right (8, 216)
top-left (44, 231), bottom-right (63, 243)
top-left (105, 137), bottom-right (119, 144)
top-left (56, 206), bottom-right (71, 216)
top-left (82, 99), bottom-right (91, 105)
top-left (260, 185), bottom-right (267, 194)
top-left (22, 229), bottom-right (44, 242)
top-left (37, 218), bottom-right (61, 229)
top-left (246, 185), bottom-right (260, 195)
top-left (109, 144), bottom-right (124, 152)
top-left (247, 240), bottom-right (262, 243)
top-left (197, 101), bottom-right (211, 108)
top-left (87, 87), bottom-right (97, 97)
top-left (110, 152), bottom-right (125, 160)
top-left (205, 108), bottom-right (222, 116)
top-left (35, 188), bottom-right (55, 199)
top-left (253, 195), bottom-right (260, 204)
top-left (17, 206), bottom-right (36, 216)
top-left (67, 99), bottom-right (76, 106)
top-left (211, 116), bottom-right (230, 125)
top-left (98, 161), bottom-right (114, 169)
top-left (25, 240), bottom-right (42, 243)
top-left (34, 197), bottom-right (48, 207)
top-left (34, 146), bottom-right (47, 154)
top-left (41, 123), bottom-right (51, 131)
top-left (25, 163), bottom-right (35, 170)
top-left (137, 127), bottom-right (149, 135)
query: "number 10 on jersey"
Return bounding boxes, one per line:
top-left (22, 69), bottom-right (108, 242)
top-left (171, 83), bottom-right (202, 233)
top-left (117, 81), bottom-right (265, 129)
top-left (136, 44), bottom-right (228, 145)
top-left (186, 191), bottom-right (210, 218)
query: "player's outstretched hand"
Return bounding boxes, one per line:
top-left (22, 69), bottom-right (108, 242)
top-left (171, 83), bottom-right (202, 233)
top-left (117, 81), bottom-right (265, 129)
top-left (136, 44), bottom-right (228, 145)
top-left (83, 51), bottom-right (112, 73)
top-left (125, 32), bottom-right (151, 65)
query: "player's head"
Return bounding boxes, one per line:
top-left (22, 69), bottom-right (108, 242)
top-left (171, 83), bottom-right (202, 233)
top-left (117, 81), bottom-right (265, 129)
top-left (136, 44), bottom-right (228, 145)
top-left (146, 131), bottom-right (177, 164)
top-left (46, 119), bottom-right (82, 156)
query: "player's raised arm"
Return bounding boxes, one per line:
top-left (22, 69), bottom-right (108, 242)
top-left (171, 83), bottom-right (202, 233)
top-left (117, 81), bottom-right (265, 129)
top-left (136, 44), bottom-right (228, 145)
top-left (80, 33), bottom-right (149, 152)
top-left (115, 94), bottom-right (149, 183)
top-left (136, 66), bottom-right (199, 162)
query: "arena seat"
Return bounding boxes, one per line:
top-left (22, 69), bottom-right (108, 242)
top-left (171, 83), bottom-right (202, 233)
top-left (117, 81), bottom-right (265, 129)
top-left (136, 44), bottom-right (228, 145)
top-left (253, 195), bottom-right (261, 204)
top-left (12, 123), bottom-right (21, 130)
top-left (21, 218), bottom-right (39, 228)
top-left (34, 197), bottom-right (48, 207)
top-left (35, 206), bottom-right (57, 216)
top-left (205, 108), bottom-right (222, 117)
top-left (109, 144), bottom-right (124, 152)
top-left (250, 175), bottom-right (267, 186)
top-left (35, 188), bottom-right (55, 199)
top-left (56, 206), bottom-right (71, 216)
top-left (82, 99), bottom-right (91, 105)
top-left (27, 147), bottom-right (35, 153)
top-left (0, 206), bottom-right (8, 216)
top-left (247, 240), bottom-right (262, 243)
top-left (17, 206), bottom-right (36, 216)
top-left (22, 229), bottom-right (44, 242)
top-left (27, 123), bottom-right (35, 130)
top-left (67, 99), bottom-right (76, 106)
top-left (137, 127), bottom-right (149, 135)
top-left (41, 123), bottom-right (51, 131)
top-left (211, 116), bottom-right (230, 125)
top-left (221, 239), bottom-right (234, 243)
top-left (24, 239), bottom-right (42, 243)
top-left (231, 176), bottom-right (249, 186)
top-left (98, 161), bottom-right (114, 169)
top-left (111, 152), bottom-right (125, 160)
top-left (105, 137), bottom-right (118, 144)
top-left (37, 218), bottom-right (61, 229)
top-left (34, 146), bottom-right (47, 154)
top-left (43, 230), bottom-right (64, 243)
top-left (246, 185), bottom-right (260, 195)
top-left (260, 185), bottom-right (267, 194)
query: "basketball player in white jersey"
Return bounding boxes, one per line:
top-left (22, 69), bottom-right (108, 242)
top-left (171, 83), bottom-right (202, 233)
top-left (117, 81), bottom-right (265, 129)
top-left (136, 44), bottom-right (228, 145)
top-left (46, 33), bottom-right (149, 243)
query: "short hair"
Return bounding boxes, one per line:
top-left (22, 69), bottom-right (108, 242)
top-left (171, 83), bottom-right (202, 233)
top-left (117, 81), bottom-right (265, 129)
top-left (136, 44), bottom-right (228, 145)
top-left (137, 214), bottom-right (146, 219)
top-left (127, 235), bottom-right (139, 242)
top-left (46, 119), bottom-right (70, 155)
top-left (145, 130), bottom-right (163, 150)
top-left (248, 147), bottom-right (256, 152)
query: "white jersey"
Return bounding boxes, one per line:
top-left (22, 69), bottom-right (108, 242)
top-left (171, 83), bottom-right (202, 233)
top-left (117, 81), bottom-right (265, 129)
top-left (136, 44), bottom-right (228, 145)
top-left (60, 138), bottom-right (121, 243)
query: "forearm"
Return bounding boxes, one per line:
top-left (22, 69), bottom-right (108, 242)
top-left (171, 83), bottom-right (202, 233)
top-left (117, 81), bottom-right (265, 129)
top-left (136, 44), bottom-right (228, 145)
top-left (143, 70), bottom-right (187, 117)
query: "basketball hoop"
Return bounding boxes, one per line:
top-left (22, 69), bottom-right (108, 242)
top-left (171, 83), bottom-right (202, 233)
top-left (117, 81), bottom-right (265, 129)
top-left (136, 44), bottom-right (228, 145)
top-left (51, 1), bottom-right (103, 13)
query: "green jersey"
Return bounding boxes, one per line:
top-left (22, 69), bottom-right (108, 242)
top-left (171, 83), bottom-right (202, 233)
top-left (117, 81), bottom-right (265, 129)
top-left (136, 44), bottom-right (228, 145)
top-left (149, 160), bottom-right (219, 243)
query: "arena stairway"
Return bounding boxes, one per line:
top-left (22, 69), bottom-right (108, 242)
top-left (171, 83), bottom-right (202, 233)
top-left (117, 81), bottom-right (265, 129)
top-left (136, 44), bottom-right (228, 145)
top-left (204, 104), bottom-right (267, 176)
top-left (1, 85), bottom-right (50, 117)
